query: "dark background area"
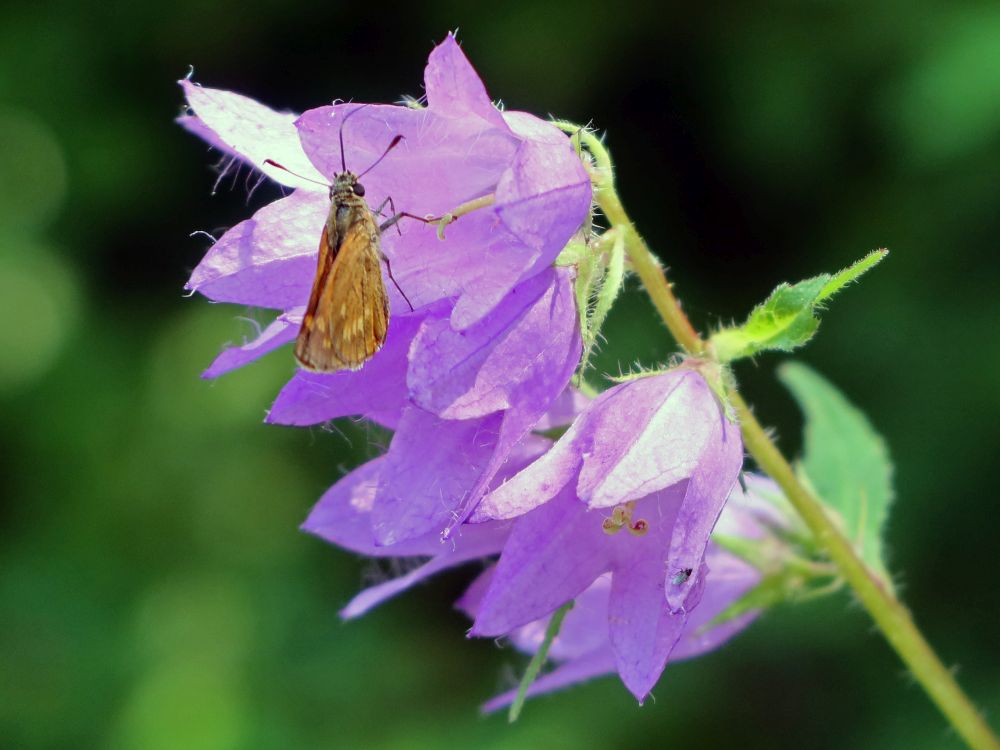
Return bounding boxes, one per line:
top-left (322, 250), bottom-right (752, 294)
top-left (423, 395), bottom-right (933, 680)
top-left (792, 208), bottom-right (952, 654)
top-left (2, 2), bottom-right (998, 748)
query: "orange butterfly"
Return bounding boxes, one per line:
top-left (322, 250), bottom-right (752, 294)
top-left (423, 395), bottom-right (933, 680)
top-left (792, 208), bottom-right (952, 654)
top-left (266, 107), bottom-right (423, 373)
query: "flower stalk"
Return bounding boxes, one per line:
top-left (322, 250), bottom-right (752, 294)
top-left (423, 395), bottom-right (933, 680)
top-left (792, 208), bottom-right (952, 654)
top-left (559, 123), bottom-right (1000, 750)
top-left (508, 600), bottom-right (574, 722)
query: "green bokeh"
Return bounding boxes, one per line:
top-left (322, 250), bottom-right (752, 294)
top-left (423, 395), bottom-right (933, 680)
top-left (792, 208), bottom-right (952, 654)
top-left (1, 3), bottom-right (997, 749)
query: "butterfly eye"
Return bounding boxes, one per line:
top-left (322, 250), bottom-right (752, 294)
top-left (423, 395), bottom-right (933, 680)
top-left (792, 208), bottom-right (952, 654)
top-left (353, 182), bottom-right (366, 197)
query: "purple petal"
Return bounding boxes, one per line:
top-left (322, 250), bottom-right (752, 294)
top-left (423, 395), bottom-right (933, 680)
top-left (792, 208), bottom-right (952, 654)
top-left (305, 464), bottom-right (508, 620)
top-left (607, 551), bottom-right (687, 703)
top-left (507, 574), bottom-right (613, 662)
top-left (473, 378), bottom-right (664, 521)
top-left (665, 405), bottom-right (744, 611)
top-left (302, 455), bottom-right (513, 557)
top-left (455, 566), bottom-right (495, 619)
top-left (370, 408), bottom-right (507, 545)
top-left (371, 402), bottom-right (555, 544)
top-left (301, 457), bottom-right (386, 554)
top-left (394, 216), bottom-right (540, 330)
top-left (473, 422), bottom-right (583, 521)
top-left (266, 311), bottom-right (427, 426)
top-left (423, 34), bottom-right (508, 130)
top-left (471, 487), bottom-right (610, 636)
top-left (186, 189), bottom-right (327, 309)
top-left (202, 309), bottom-right (303, 378)
top-left (408, 267), bottom-right (580, 420)
top-left (339, 520), bottom-right (510, 618)
top-left (295, 104), bottom-right (516, 214)
top-left (305, 440), bottom-right (553, 617)
top-left (495, 138), bottom-right (591, 256)
top-left (579, 371), bottom-right (718, 509)
top-left (179, 80), bottom-right (327, 190)
top-left (671, 545), bottom-right (760, 661)
top-left (533, 387), bottom-right (591, 431)
top-left (439, 403), bottom-right (556, 538)
top-left (719, 473), bottom-right (795, 537)
top-left (481, 650), bottom-right (617, 714)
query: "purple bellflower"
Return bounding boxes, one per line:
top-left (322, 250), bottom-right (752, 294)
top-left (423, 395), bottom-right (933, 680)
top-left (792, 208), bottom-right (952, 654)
top-left (469, 368), bottom-right (744, 701)
top-left (179, 34), bottom-right (591, 544)
top-left (461, 476), bottom-right (786, 710)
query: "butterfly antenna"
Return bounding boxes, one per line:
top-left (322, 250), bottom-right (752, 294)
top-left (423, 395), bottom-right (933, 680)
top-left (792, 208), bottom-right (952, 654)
top-left (339, 103), bottom-right (372, 173)
top-left (262, 160), bottom-right (329, 188)
top-left (358, 135), bottom-right (404, 179)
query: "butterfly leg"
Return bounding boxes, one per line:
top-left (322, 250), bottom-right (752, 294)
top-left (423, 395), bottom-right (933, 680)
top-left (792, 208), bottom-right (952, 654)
top-left (378, 199), bottom-right (445, 235)
top-left (380, 253), bottom-right (414, 312)
top-left (375, 196), bottom-right (405, 236)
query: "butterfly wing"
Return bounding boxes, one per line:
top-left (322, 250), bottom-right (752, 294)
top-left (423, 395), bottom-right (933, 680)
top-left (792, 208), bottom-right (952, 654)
top-left (295, 206), bottom-right (390, 372)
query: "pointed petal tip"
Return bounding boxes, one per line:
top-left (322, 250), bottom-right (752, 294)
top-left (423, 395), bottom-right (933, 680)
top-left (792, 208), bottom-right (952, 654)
top-left (626, 678), bottom-right (654, 706)
top-left (339, 602), bottom-right (364, 620)
top-left (338, 604), bottom-right (359, 621)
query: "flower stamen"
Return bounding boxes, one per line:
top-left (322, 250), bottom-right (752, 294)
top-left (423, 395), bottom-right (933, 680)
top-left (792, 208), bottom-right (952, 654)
top-left (602, 502), bottom-right (649, 537)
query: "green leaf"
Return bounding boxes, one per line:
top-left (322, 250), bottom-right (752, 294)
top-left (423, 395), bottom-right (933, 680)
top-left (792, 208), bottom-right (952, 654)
top-left (778, 362), bottom-right (894, 583)
top-left (711, 249), bottom-right (887, 362)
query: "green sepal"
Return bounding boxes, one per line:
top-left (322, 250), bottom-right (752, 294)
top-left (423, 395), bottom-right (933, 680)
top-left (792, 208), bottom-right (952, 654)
top-left (779, 362), bottom-right (895, 585)
top-left (564, 230), bottom-right (629, 375)
top-left (584, 229), bottom-right (625, 368)
top-left (711, 249), bottom-right (888, 363)
top-left (708, 531), bottom-right (842, 631)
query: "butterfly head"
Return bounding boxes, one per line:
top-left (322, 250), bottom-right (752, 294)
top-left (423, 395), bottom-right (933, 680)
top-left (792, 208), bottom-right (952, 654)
top-left (330, 171), bottom-right (366, 201)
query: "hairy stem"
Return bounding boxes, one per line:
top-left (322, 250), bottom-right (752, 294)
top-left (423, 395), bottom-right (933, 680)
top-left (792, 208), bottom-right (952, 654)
top-left (556, 122), bottom-right (1000, 750)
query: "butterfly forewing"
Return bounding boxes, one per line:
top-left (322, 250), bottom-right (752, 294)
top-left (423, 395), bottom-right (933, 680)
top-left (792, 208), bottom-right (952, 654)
top-left (294, 200), bottom-right (390, 372)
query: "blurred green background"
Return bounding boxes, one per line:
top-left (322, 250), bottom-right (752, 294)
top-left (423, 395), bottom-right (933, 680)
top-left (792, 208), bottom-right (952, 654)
top-left (2, 2), bottom-right (998, 748)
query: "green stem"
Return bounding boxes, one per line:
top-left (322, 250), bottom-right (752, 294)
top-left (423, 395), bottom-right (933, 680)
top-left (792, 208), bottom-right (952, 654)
top-left (508, 600), bottom-right (574, 722)
top-left (557, 123), bottom-right (1000, 750)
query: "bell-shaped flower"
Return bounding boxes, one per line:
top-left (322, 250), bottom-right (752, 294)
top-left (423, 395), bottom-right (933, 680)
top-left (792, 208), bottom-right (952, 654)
top-left (462, 477), bottom-right (780, 709)
top-left (179, 34), bottom-right (591, 543)
top-left (469, 367), bottom-right (743, 701)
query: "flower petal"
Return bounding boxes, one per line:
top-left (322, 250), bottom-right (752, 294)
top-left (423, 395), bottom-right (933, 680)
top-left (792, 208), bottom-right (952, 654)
top-left (581, 371), bottom-right (719, 509)
top-left (265, 311), bottom-right (427, 426)
top-left (186, 189), bottom-right (327, 309)
top-left (340, 520), bottom-right (509, 619)
top-left (671, 546), bottom-right (760, 661)
top-left (472, 423), bottom-right (583, 521)
top-left (665, 408), bottom-right (744, 611)
top-left (301, 456), bottom-right (386, 554)
top-left (495, 138), bottom-right (591, 256)
top-left (202, 309), bottom-right (303, 379)
top-left (480, 650), bottom-right (617, 714)
top-left (423, 34), bottom-right (508, 130)
top-left (179, 80), bottom-right (327, 190)
top-left (294, 104), bottom-right (516, 214)
top-left (395, 216), bottom-right (539, 330)
top-left (532, 387), bottom-right (591, 431)
top-left (607, 552), bottom-right (687, 703)
top-left (408, 267), bottom-right (580, 420)
top-left (508, 574), bottom-right (613, 662)
top-left (471, 487), bottom-right (610, 636)
top-left (370, 408), bottom-right (506, 545)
